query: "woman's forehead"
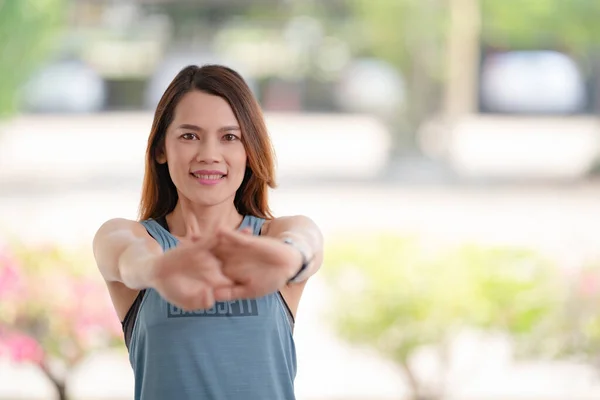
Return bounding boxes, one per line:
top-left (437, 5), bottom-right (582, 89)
top-left (175, 91), bottom-right (237, 122)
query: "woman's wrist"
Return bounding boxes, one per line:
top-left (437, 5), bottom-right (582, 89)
top-left (281, 237), bottom-right (313, 284)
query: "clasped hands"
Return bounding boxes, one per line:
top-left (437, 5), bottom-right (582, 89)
top-left (149, 227), bottom-right (302, 311)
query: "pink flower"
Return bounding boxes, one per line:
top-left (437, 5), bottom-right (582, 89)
top-left (1, 333), bottom-right (45, 364)
top-left (0, 244), bottom-right (123, 367)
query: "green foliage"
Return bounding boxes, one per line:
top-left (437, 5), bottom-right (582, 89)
top-left (322, 233), bottom-right (564, 366)
top-left (0, 0), bottom-right (66, 118)
top-left (348, 0), bottom-right (600, 67)
top-left (347, 0), bottom-right (447, 71)
top-left (481, 0), bottom-right (600, 51)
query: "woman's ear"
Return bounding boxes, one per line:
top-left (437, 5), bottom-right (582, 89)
top-left (155, 145), bottom-right (167, 164)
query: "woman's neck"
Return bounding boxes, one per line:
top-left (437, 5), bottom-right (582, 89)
top-left (166, 199), bottom-right (243, 240)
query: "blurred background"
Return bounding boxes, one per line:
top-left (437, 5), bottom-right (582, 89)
top-left (1, 0), bottom-right (600, 399)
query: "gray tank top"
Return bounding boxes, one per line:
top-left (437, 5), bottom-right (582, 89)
top-left (127, 215), bottom-right (297, 400)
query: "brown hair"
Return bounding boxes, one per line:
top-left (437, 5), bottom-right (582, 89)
top-left (138, 64), bottom-right (277, 221)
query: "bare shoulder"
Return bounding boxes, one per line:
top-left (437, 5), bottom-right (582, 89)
top-left (261, 215), bottom-right (320, 237)
top-left (94, 217), bottom-right (146, 240)
top-left (93, 218), bottom-right (149, 250)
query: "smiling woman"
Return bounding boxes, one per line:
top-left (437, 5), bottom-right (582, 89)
top-left (91, 64), bottom-right (324, 400)
top-left (140, 65), bottom-right (276, 220)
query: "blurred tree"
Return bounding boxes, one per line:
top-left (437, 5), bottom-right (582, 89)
top-left (345, 0), bottom-right (448, 150)
top-left (0, 242), bottom-right (123, 400)
top-left (322, 234), bottom-right (564, 400)
top-left (0, 0), bottom-right (66, 118)
top-left (481, 0), bottom-right (600, 118)
top-left (346, 0), bottom-right (600, 148)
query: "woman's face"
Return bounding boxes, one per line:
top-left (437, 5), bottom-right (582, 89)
top-left (158, 90), bottom-right (247, 208)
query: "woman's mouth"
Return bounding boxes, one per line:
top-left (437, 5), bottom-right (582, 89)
top-left (190, 171), bottom-right (227, 185)
top-left (191, 173), bottom-right (225, 180)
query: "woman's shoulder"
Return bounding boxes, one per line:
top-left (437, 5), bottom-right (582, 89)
top-left (94, 218), bottom-right (150, 241)
top-left (259, 214), bottom-right (320, 237)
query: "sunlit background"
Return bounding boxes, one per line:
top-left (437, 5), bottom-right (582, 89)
top-left (1, 0), bottom-right (600, 399)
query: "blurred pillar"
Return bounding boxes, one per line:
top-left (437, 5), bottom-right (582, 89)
top-left (443, 0), bottom-right (481, 118)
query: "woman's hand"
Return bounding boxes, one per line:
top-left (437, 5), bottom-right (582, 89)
top-left (150, 237), bottom-right (234, 311)
top-left (211, 228), bottom-right (302, 301)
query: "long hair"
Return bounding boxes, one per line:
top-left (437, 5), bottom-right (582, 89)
top-left (138, 65), bottom-right (277, 221)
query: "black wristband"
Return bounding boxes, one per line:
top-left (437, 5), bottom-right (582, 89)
top-left (283, 238), bottom-right (311, 284)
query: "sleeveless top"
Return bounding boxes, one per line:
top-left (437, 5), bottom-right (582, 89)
top-left (122, 215), bottom-right (297, 400)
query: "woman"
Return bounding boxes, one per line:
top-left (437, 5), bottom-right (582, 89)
top-left (92, 64), bottom-right (323, 400)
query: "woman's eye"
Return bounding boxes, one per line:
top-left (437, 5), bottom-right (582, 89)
top-left (223, 133), bottom-right (239, 141)
top-left (181, 133), bottom-right (197, 140)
